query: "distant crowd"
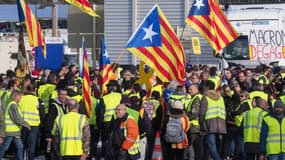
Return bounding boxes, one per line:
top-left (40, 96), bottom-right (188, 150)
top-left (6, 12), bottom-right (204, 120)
top-left (0, 62), bottom-right (285, 160)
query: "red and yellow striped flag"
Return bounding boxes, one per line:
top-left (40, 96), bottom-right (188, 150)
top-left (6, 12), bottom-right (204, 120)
top-left (17, 0), bottom-right (46, 58)
top-left (65, 0), bottom-right (99, 17)
top-left (126, 4), bottom-right (185, 85)
top-left (81, 37), bottom-right (91, 117)
top-left (186, 0), bottom-right (239, 54)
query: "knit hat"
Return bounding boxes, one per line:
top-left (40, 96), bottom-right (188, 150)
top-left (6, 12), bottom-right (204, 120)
top-left (172, 100), bottom-right (184, 110)
top-left (274, 100), bottom-right (284, 108)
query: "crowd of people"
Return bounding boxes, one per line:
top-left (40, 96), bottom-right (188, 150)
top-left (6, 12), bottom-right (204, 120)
top-left (0, 62), bottom-right (285, 160)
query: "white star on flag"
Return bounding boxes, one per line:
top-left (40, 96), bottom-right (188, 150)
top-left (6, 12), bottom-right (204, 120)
top-left (142, 23), bottom-right (158, 43)
top-left (194, 0), bottom-right (205, 10)
top-left (103, 50), bottom-right (109, 59)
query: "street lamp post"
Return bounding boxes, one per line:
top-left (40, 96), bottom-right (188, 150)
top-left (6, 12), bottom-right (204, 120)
top-left (52, 0), bottom-right (57, 37)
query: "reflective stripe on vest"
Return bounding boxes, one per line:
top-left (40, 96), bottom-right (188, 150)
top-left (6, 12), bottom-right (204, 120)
top-left (19, 95), bottom-right (40, 126)
top-left (52, 102), bottom-right (64, 117)
top-left (124, 116), bottom-right (140, 155)
top-left (205, 97), bottom-right (225, 120)
top-left (103, 92), bottom-right (122, 122)
top-left (263, 116), bottom-right (285, 155)
top-left (250, 91), bottom-right (268, 102)
top-left (5, 101), bottom-right (21, 132)
top-left (58, 112), bottom-right (86, 156)
top-left (243, 107), bottom-right (266, 143)
top-left (234, 99), bottom-right (252, 127)
top-left (187, 94), bottom-right (202, 126)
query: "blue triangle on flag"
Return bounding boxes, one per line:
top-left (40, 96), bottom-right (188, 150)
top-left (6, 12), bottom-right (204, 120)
top-left (189, 0), bottom-right (210, 16)
top-left (126, 6), bottom-right (162, 48)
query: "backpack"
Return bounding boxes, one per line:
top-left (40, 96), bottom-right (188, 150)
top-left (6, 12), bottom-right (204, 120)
top-left (164, 118), bottom-right (185, 143)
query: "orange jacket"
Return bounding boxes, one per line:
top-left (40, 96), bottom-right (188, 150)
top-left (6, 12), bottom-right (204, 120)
top-left (121, 116), bottom-right (139, 150)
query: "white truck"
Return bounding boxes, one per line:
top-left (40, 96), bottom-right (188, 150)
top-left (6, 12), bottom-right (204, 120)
top-left (222, 3), bottom-right (285, 68)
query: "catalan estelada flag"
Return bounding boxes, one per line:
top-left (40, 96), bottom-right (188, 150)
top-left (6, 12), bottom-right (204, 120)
top-left (17, 0), bottom-right (46, 58)
top-left (126, 4), bottom-right (185, 85)
top-left (100, 37), bottom-right (113, 95)
top-left (65, 0), bottom-right (99, 17)
top-left (81, 37), bottom-right (91, 117)
top-left (186, 0), bottom-right (239, 54)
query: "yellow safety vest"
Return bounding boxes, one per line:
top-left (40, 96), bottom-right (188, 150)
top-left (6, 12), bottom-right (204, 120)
top-left (124, 116), bottom-right (140, 155)
top-left (249, 91), bottom-right (268, 102)
top-left (169, 94), bottom-right (187, 109)
top-left (103, 92), bottom-right (122, 122)
top-left (243, 107), bottom-right (267, 143)
top-left (52, 102), bottom-right (65, 118)
top-left (57, 112), bottom-right (86, 156)
top-left (37, 83), bottom-right (56, 113)
top-left (186, 94), bottom-right (202, 126)
top-left (263, 115), bottom-right (285, 155)
top-left (205, 96), bottom-right (226, 120)
top-left (19, 94), bottom-right (40, 126)
top-left (150, 84), bottom-right (163, 97)
top-left (258, 74), bottom-right (269, 85)
top-left (234, 99), bottom-right (252, 127)
top-left (5, 101), bottom-right (21, 133)
top-left (89, 97), bottom-right (98, 126)
top-left (208, 76), bottom-right (220, 90)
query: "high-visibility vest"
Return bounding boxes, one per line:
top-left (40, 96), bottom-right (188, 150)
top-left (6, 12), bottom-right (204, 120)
top-left (37, 83), bottom-right (56, 113)
top-left (52, 102), bottom-right (65, 118)
top-left (263, 115), bottom-right (285, 155)
top-left (19, 94), bottom-right (40, 126)
top-left (5, 101), bottom-right (21, 133)
top-left (124, 116), bottom-right (140, 155)
top-left (169, 94), bottom-right (187, 109)
top-left (249, 90), bottom-right (268, 102)
top-left (71, 95), bottom-right (82, 103)
top-left (186, 94), bottom-right (202, 126)
top-left (258, 74), bottom-right (269, 85)
top-left (148, 99), bottom-right (160, 119)
top-left (208, 76), bottom-right (220, 90)
top-left (243, 107), bottom-right (267, 143)
top-left (103, 92), bottom-right (122, 122)
top-left (57, 112), bottom-right (86, 156)
top-left (89, 97), bottom-right (98, 126)
top-left (234, 99), bottom-right (252, 127)
top-left (205, 96), bottom-right (226, 120)
top-left (126, 107), bottom-right (139, 123)
top-left (150, 84), bottom-right (163, 97)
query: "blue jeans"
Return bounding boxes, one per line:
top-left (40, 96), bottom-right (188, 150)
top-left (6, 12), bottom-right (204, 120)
top-left (235, 136), bottom-right (246, 160)
top-left (205, 133), bottom-right (222, 160)
top-left (21, 126), bottom-right (39, 160)
top-left (0, 136), bottom-right (24, 160)
top-left (268, 153), bottom-right (285, 160)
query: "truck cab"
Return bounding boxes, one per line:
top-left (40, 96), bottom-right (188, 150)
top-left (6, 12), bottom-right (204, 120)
top-left (222, 4), bottom-right (285, 68)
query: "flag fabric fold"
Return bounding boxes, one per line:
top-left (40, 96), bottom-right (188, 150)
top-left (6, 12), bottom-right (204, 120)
top-left (100, 37), bottom-right (113, 95)
top-left (65, 0), bottom-right (99, 17)
top-left (126, 4), bottom-right (186, 85)
top-left (81, 37), bottom-right (91, 117)
top-left (185, 0), bottom-right (239, 54)
top-left (17, 0), bottom-right (46, 58)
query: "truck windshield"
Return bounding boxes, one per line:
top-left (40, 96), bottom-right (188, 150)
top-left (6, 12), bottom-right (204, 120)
top-left (222, 36), bottom-right (250, 60)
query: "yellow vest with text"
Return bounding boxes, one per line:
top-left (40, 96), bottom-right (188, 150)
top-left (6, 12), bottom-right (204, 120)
top-left (19, 94), bottom-right (40, 126)
top-left (5, 101), bottom-right (21, 132)
top-left (103, 92), bottom-right (122, 122)
top-left (243, 107), bottom-right (267, 143)
top-left (205, 96), bottom-right (226, 120)
top-left (124, 116), bottom-right (140, 155)
top-left (263, 115), bottom-right (285, 155)
top-left (57, 112), bottom-right (86, 156)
